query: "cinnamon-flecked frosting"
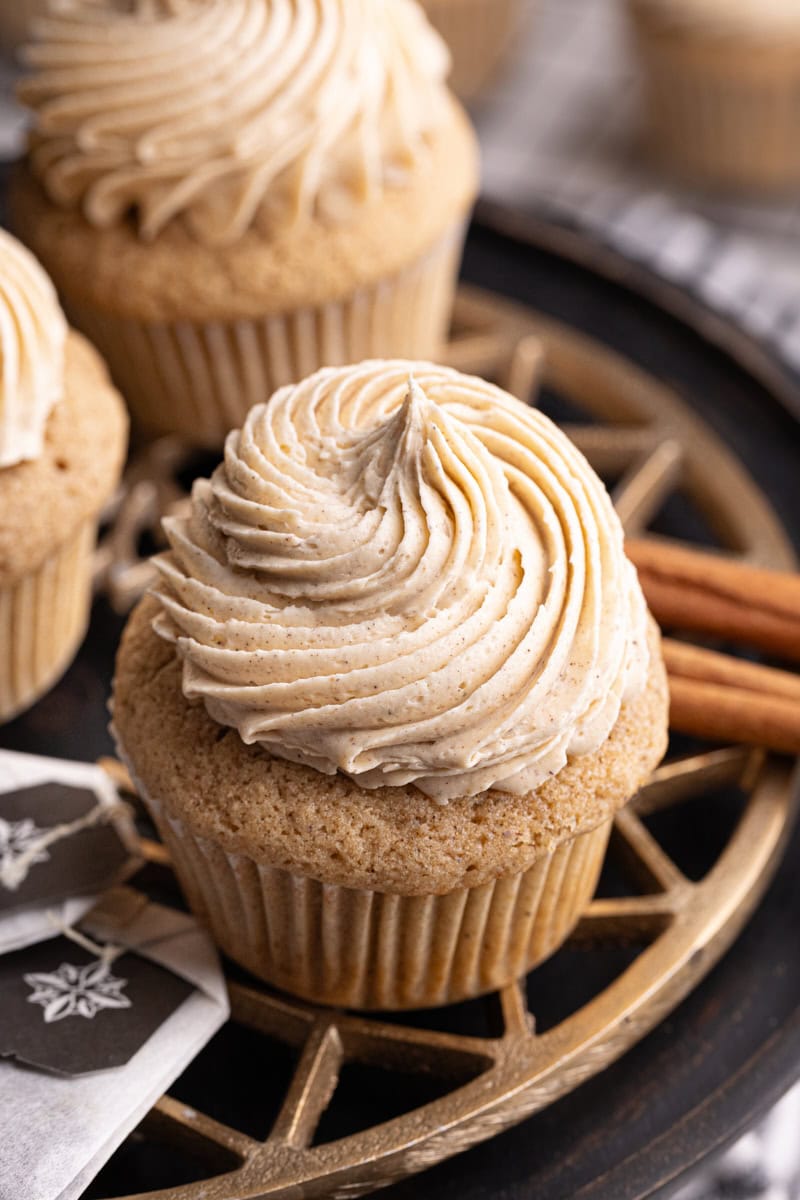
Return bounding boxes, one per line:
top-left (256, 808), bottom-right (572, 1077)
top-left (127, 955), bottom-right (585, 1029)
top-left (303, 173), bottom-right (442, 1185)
top-left (0, 228), bottom-right (66, 468)
top-left (18, 0), bottom-right (452, 246)
top-left (636, 0), bottom-right (800, 35)
top-left (153, 362), bottom-right (650, 802)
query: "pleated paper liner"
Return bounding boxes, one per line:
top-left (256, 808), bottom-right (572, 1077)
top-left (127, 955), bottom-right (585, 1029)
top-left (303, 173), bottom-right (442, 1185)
top-left (66, 224), bottom-right (465, 451)
top-left (0, 518), bottom-right (95, 723)
top-left (133, 780), bottom-right (611, 1011)
top-left (629, 6), bottom-right (800, 190)
top-left (421, 0), bottom-right (523, 100)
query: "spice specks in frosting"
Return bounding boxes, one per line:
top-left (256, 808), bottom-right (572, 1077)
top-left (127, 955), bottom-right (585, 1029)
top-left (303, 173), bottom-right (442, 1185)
top-left (18, 0), bottom-right (451, 245)
top-left (0, 228), bottom-right (66, 468)
top-left (153, 361), bottom-right (651, 802)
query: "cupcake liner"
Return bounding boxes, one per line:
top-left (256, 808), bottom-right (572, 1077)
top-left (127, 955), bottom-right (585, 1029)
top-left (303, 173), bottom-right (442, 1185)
top-left (0, 518), bottom-right (95, 723)
top-left (66, 224), bottom-right (466, 450)
top-left (422, 0), bottom-right (523, 100)
top-left (629, 7), bottom-right (800, 189)
top-left (134, 779), bottom-right (611, 1010)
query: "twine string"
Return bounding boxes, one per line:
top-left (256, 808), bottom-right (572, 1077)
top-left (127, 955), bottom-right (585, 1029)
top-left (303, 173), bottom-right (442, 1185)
top-left (46, 910), bottom-right (125, 968)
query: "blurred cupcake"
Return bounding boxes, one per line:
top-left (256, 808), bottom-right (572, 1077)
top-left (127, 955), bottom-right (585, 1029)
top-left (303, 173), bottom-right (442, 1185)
top-left (420, 0), bottom-right (524, 100)
top-left (627, 0), bottom-right (800, 189)
top-left (12, 0), bottom-right (479, 449)
top-left (112, 360), bottom-right (668, 1010)
top-left (0, 228), bottom-right (127, 723)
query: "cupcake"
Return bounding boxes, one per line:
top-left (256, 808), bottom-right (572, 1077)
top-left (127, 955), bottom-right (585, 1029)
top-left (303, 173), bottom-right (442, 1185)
top-left (0, 228), bottom-right (127, 723)
top-left (11, 0), bottom-right (479, 449)
top-left (627, 0), bottom-right (800, 189)
top-left (112, 361), bottom-right (668, 1010)
top-left (419, 0), bottom-right (524, 100)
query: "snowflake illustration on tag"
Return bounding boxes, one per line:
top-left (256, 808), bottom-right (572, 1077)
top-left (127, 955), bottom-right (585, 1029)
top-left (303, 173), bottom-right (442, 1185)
top-left (0, 816), bottom-right (50, 884)
top-left (24, 960), bottom-right (132, 1023)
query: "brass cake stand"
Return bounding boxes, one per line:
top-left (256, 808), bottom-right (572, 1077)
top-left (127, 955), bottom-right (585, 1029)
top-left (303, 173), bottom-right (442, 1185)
top-left (93, 287), bottom-right (798, 1200)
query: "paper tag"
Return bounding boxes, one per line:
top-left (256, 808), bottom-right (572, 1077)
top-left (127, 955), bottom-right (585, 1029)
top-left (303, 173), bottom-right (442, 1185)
top-left (0, 935), bottom-right (193, 1077)
top-left (0, 891), bottom-right (228, 1200)
top-left (0, 783), bottom-right (133, 913)
top-left (0, 752), bottom-right (141, 955)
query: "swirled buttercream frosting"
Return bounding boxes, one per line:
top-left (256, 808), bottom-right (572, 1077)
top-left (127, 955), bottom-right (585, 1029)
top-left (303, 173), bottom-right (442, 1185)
top-left (153, 362), bottom-right (651, 802)
top-left (0, 228), bottom-right (66, 468)
top-left (18, 0), bottom-right (451, 245)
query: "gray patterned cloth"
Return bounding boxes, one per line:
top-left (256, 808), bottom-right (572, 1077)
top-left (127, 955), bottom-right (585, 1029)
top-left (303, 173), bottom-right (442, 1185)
top-left (0, 11), bottom-right (798, 1193)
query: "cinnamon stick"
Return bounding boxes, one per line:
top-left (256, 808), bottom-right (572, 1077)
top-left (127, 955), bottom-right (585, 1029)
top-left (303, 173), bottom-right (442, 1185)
top-left (627, 539), bottom-right (800, 619)
top-left (662, 637), bottom-right (800, 754)
top-left (627, 540), bottom-right (800, 662)
top-left (662, 638), bottom-right (800, 702)
top-left (667, 676), bottom-right (800, 756)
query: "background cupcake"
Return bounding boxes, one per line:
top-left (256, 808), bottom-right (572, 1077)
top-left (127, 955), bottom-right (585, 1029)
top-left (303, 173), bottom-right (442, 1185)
top-left (627, 0), bottom-right (800, 190)
top-left (0, 228), bottom-right (127, 723)
top-left (419, 0), bottom-right (524, 100)
top-left (12, 0), bottom-right (479, 449)
top-left (113, 361), bottom-right (668, 1010)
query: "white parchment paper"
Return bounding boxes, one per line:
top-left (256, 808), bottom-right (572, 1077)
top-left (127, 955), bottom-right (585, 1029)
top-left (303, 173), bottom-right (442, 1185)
top-left (0, 888), bottom-right (229, 1200)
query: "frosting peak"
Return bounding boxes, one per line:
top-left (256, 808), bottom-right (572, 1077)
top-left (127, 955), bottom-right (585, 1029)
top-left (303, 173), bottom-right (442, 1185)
top-left (19, 0), bottom-right (452, 245)
top-left (0, 228), bottom-right (66, 468)
top-left (154, 361), bottom-right (650, 802)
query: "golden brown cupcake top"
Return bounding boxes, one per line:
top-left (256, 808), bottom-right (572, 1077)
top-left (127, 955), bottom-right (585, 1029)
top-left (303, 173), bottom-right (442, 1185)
top-left (153, 361), bottom-right (651, 802)
top-left (18, 0), bottom-right (452, 245)
top-left (115, 597), bottom-right (668, 893)
top-left (0, 332), bottom-right (127, 586)
top-left (0, 228), bottom-right (66, 468)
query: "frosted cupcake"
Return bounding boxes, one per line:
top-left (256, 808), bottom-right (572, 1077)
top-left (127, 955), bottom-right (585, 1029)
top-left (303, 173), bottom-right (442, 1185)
top-left (12, 0), bottom-right (479, 448)
top-left (419, 0), bottom-right (524, 100)
top-left (627, 0), bottom-right (800, 189)
top-left (0, 229), bottom-right (127, 723)
top-left (112, 361), bottom-right (668, 1010)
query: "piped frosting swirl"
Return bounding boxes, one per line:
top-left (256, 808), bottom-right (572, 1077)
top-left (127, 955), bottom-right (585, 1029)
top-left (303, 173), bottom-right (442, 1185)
top-left (153, 362), bottom-right (650, 802)
top-left (18, 0), bottom-right (451, 245)
top-left (0, 228), bottom-right (66, 468)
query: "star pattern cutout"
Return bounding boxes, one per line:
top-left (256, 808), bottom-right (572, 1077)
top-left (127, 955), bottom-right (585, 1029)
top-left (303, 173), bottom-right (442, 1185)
top-left (0, 816), bottom-right (50, 884)
top-left (24, 960), bottom-right (132, 1023)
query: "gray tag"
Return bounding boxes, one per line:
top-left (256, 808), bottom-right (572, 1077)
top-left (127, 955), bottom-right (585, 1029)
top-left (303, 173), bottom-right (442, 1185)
top-left (0, 783), bottom-right (132, 914)
top-left (0, 936), bottom-right (193, 1077)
